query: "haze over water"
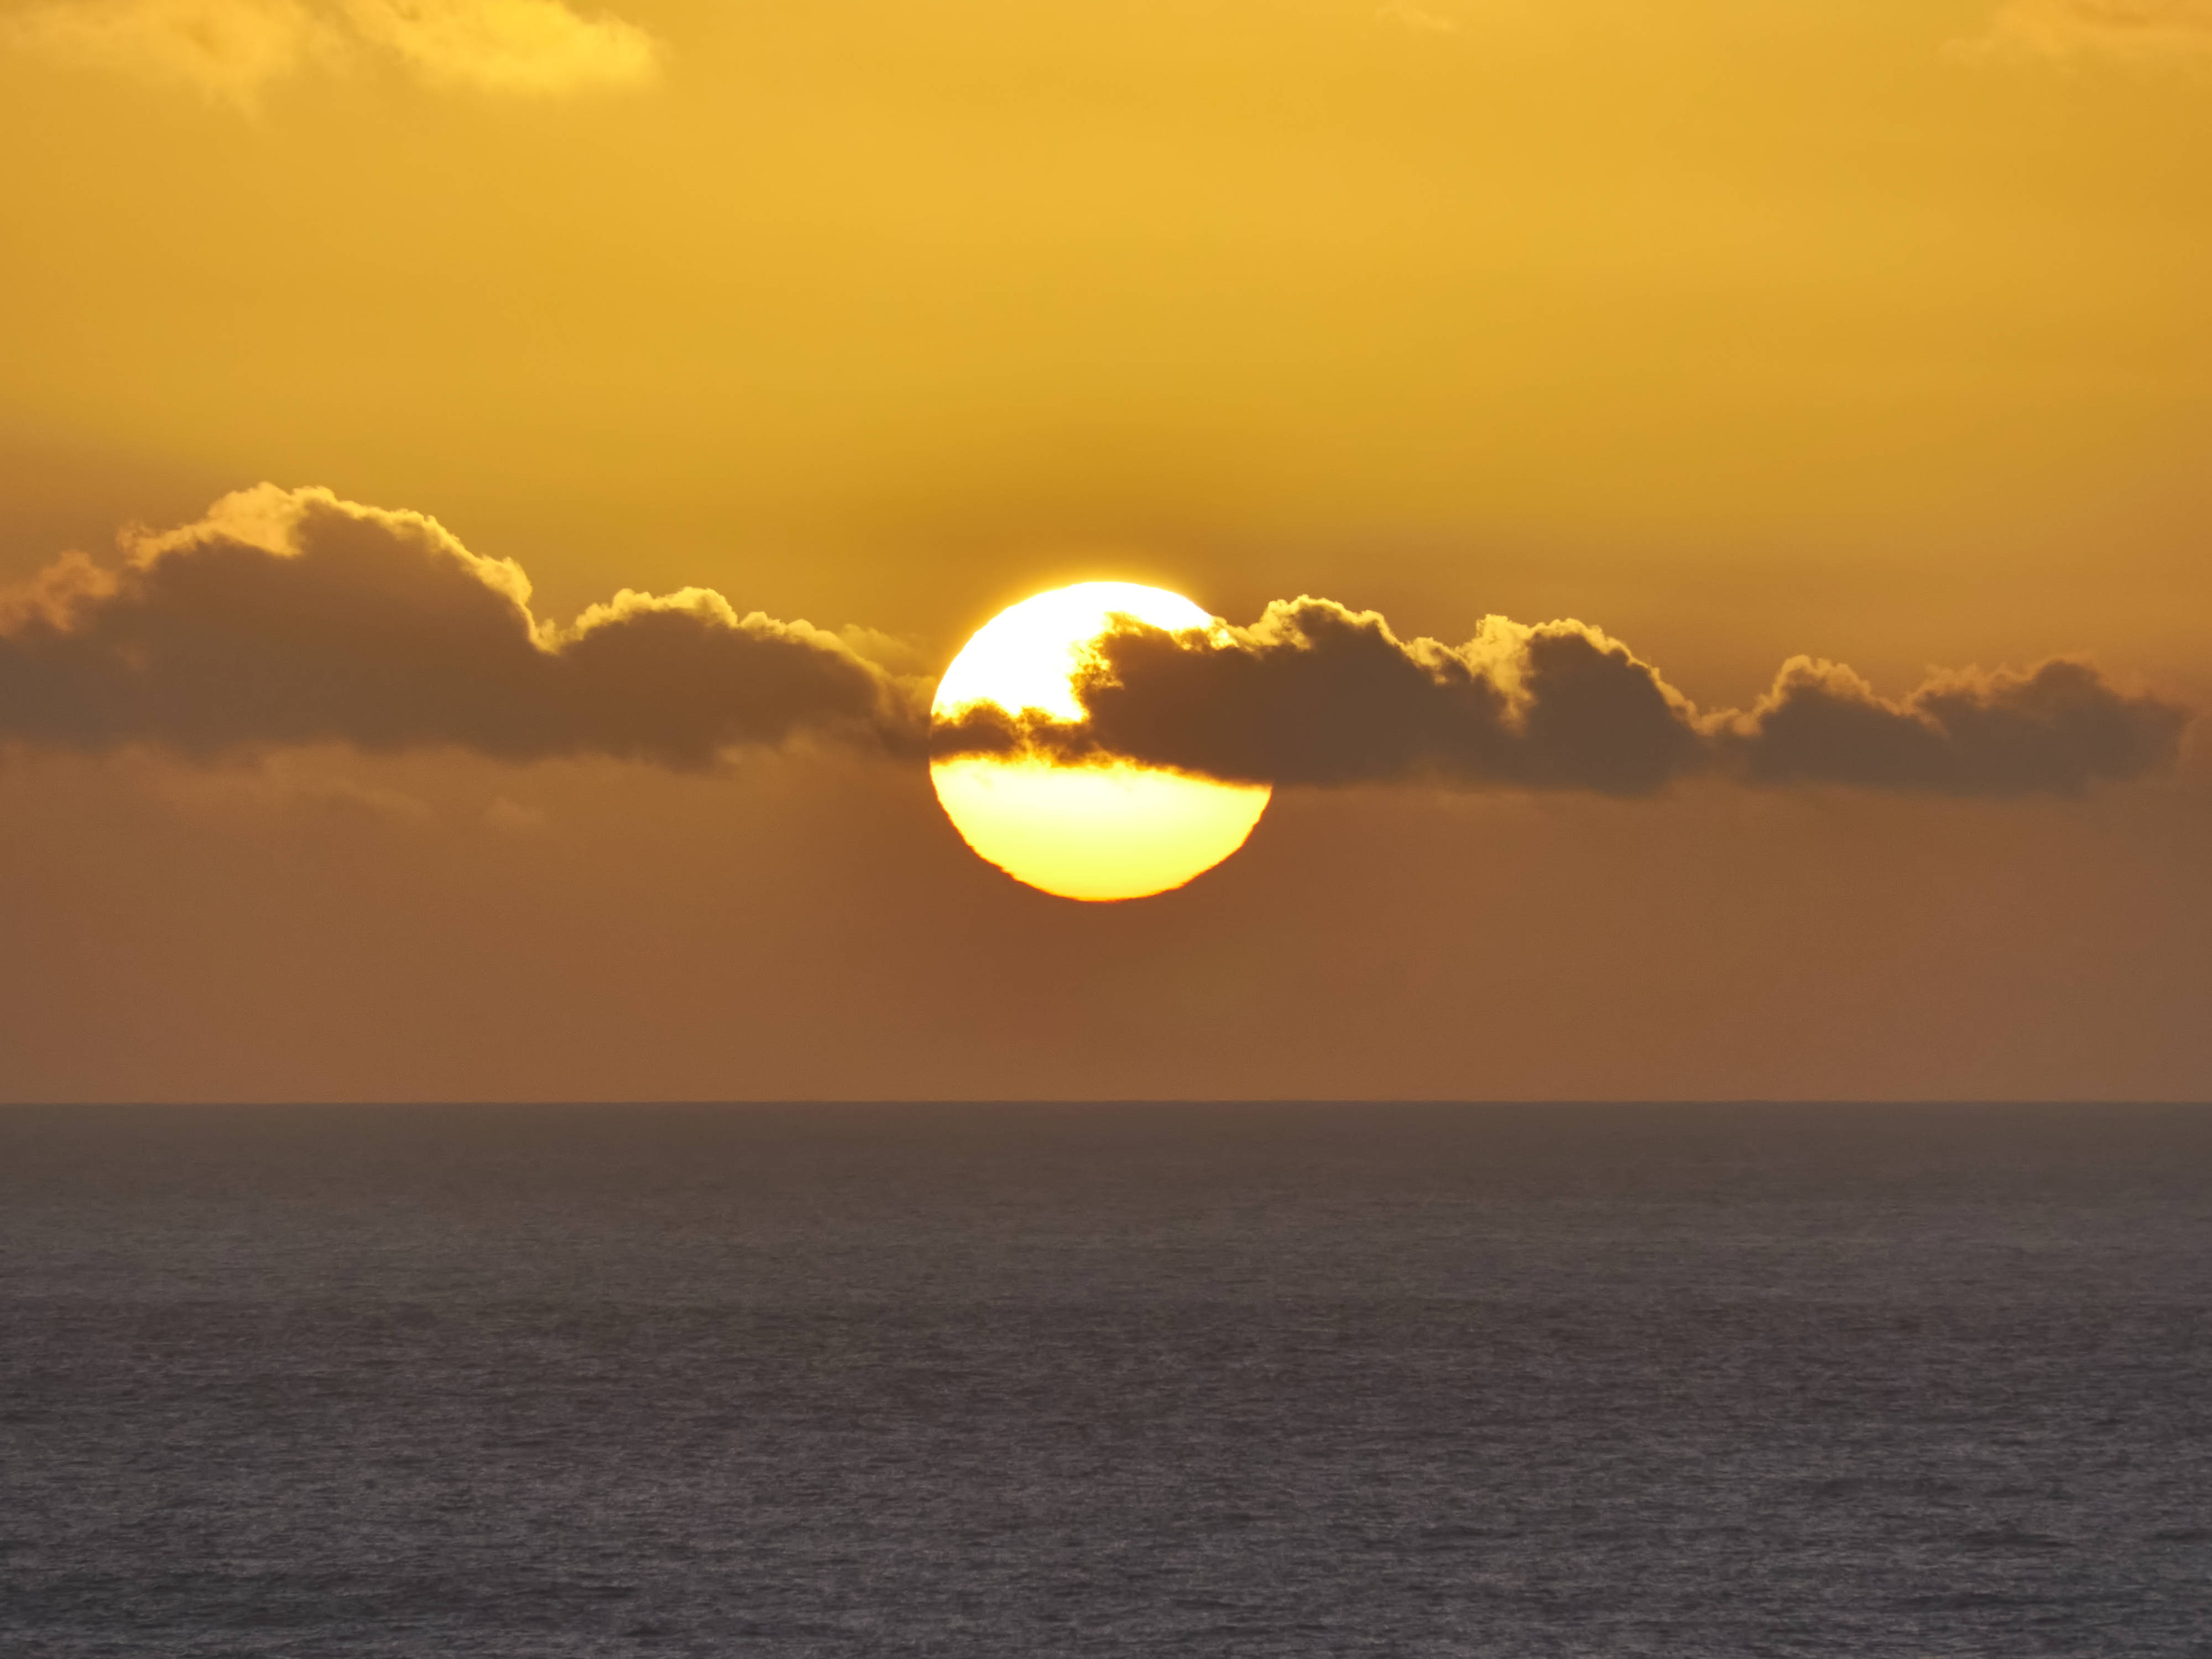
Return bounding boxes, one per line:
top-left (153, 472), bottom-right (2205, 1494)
top-left (4, 1102), bottom-right (2208, 1657)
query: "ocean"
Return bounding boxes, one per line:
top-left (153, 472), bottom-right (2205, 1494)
top-left (2, 1102), bottom-right (2207, 1656)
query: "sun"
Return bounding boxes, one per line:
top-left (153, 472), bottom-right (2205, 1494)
top-left (930, 582), bottom-right (1271, 901)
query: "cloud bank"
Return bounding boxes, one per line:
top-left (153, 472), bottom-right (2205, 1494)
top-left (3, 0), bottom-right (657, 105)
top-left (1, 488), bottom-right (2187, 796)
top-left (931, 598), bottom-right (2188, 797)
top-left (1717, 656), bottom-right (2185, 794)
top-left (934, 599), bottom-right (1704, 795)
top-left (0, 486), bottom-right (922, 766)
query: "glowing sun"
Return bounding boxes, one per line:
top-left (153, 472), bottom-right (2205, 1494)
top-left (930, 582), bottom-right (1271, 901)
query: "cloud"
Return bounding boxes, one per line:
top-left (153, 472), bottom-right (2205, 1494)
top-left (3, 491), bottom-right (2186, 798)
top-left (932, 598), bottom-right (2188, 798)
top-left (1378, 2), bottom-right (1463, 36)
top-left (0, 486), bottom-right (924, 768)
top-left (483, 794), bottom-right (549, 833)
top-left (157, 760), bottom-right (440, 823)
top-left (337, 0), bottom-right (654, 93)
top-left (2, 0), bottom-right (656, 105)
top-left (4, 0), bottom-right (332, 102)
top-left (1719, 656), bottom-right (2189, 795)
top-left (934, 598), bottom-right (1705, 796)
top-left (1970, 0), bottom-right (2212, 60)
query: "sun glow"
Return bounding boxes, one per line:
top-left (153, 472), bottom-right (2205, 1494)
top-left (930, 583), bottom-right (1271, 901)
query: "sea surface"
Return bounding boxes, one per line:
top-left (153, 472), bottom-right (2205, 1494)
top-left (2, 1102), bottom-right (2208, 1657)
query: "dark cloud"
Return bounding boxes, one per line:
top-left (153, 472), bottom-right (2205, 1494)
top-left (0, 486), bottom-right (924, 767)
top-left (932, 598), bottom-right (1707, 795)
top-left (1721, 656), bottom-right (2189, 796)
top-left (4, 492), bottom-right (2187, 796)
top-left (932, 598), bottom-right (2188, 797)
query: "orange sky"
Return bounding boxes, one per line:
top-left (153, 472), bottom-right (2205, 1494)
top-left (1, 0), bottom-right (2207, 1099)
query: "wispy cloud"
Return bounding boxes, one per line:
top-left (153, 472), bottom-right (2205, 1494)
top-left (3, 0), bottom-right (657, 107)
top-left (4, 0), bottom-right (333, 104)
top-left (1378, 2), bottom-right (1463, 36)
top-left (1969, 0), bottom-right (2212, 61)
top-left (338, 0), bottom-right (655, 94)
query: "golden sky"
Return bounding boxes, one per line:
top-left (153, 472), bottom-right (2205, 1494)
top-left (1, 0), bottom-right (2208, 1099)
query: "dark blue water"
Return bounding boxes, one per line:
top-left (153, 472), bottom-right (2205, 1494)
top-left (3, 1103), bottom-right (2208, 1657)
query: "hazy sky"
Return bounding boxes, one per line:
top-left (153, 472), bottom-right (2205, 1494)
top-left (2, 0), bottom-right (2207, 1100)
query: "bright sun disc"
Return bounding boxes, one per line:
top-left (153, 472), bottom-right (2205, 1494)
top-left (930, 582), bottom-right (1271, 901)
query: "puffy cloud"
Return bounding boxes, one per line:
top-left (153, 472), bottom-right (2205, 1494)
top-left (1970, 0), bottom-right (2212, 60)
top-left (1720, 656), bottom-right (2189, 796)
top-left (933, 598), bottom-right (1706, 796)
top-left (2, 0), bottom-right (656, 106)
top-left (932, 598), bottom-right (2188, 798)
top-left (3, 492), bottom-right (2186, 797)
top-left (0, 486), bottom-right (924, 767)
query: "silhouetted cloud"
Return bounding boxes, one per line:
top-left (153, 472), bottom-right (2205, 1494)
top-left (1968, 0), bottom-right (2212, 61)
top-left (933, 599), bottom-right (1706, 796)
top-left (3, 0), bottom-right (656, 107)
top-left (933, 598), bottom-right (2188, 797)
top-left (1719, 656), bottom-right (2189, 795)
top-left (0, 486), bottom-right (922, 766)
top-left (4, 492), bottom-right (2187, 796)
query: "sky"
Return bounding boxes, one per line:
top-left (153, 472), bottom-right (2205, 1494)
top-left (1, 0), bottom-right (2208, 1100)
